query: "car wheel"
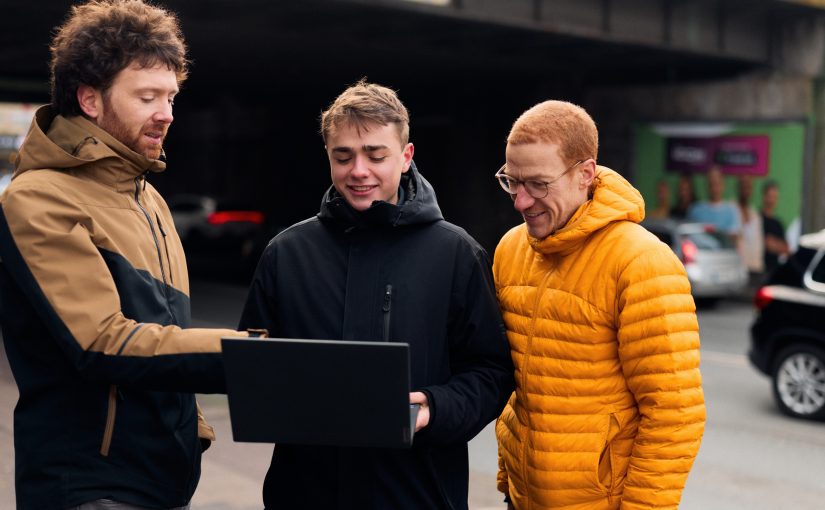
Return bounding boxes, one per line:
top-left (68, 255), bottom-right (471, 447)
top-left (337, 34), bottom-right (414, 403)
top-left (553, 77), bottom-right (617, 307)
top-left (771, 344), bottom-right (825, 421)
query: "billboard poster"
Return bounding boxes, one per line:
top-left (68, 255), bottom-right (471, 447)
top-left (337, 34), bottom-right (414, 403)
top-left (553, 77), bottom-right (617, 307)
top-left (666, 135), bottom-right (770, 176)
top-left (633, 121), bottom-right (806, 263)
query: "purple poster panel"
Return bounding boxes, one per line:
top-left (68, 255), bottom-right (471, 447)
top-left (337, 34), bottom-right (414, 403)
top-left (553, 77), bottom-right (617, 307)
top-left (666, 135), bottom-right (770, 176)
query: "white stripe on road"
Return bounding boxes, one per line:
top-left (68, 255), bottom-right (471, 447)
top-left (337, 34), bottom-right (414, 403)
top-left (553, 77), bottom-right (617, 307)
top-left (701, 349), bottom-right (749, 367)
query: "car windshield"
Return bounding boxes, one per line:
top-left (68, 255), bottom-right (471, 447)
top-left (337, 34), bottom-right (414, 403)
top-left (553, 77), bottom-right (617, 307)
top-left (682, 231), bottom-right (734, 250)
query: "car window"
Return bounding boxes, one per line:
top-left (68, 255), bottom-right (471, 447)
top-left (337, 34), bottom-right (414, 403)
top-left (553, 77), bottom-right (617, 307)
top-left (682, 231), bottom-right (734, 250)
top-left (812, 251), bottom-right (825, 284)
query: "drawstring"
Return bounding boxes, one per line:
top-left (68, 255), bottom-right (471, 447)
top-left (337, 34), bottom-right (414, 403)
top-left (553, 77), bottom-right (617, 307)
top-left (71, 136), bottom-right (98, 156)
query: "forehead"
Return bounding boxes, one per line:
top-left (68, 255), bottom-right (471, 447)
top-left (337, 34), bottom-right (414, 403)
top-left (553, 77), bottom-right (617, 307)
top-left (504, 142), bottom-right (563, 177)
top-left (326, 121), bottom-right (402, 149)
top-left (110, 62), bottom-right (179, 94)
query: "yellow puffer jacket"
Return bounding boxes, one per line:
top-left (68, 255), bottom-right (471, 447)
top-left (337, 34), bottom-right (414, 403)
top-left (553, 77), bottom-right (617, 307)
top-left (494, 167), bottom-right (705, 510)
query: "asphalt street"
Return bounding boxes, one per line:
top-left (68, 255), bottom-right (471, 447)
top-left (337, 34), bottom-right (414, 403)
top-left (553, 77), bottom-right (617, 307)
top-left (1, 282), bottom-right (824, 509)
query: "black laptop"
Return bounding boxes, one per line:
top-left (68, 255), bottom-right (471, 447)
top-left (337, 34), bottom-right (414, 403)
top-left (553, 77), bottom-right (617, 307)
top-left (221, 337), bottom-right (418, 448)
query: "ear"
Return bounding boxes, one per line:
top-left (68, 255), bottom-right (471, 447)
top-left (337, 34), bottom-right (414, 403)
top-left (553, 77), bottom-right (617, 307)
top-left (579, 159), bottom-right (597, 189)
top-left (77, 84), bottom-right (102, 119)
top-left (401, 143), bottom-right (414, 173)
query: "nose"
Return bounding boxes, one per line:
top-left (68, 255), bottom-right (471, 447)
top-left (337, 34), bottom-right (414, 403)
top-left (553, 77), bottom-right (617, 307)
top-left (350, 155), bottom-right (371, 178)
top-left (153, 102), bottom-right (174, 124)
top-left (512, 186), bottom-right (534, 212)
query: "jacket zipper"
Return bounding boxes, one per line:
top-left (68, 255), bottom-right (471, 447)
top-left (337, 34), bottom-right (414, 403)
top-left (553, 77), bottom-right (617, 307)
top-left (100, 385), bottom-right (121, 456)
top-left (134, 176), bottom-right (168, 286)
top-left (156, 213), bottom-right (174, 285)
top-left (134, 177), bottom-right (177, 323)
top-left (520, 265), bottom-right (555, 509)
top-left (382, 284), bottom-right (393, 342)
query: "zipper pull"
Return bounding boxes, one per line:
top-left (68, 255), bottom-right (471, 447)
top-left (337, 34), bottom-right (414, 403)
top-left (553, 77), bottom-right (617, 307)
top-left (383, 284), bottom-right (393, 312)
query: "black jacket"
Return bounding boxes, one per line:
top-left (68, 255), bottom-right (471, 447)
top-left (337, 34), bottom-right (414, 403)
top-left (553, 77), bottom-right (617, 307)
top-left (239, 163), bottom-right (514, 510)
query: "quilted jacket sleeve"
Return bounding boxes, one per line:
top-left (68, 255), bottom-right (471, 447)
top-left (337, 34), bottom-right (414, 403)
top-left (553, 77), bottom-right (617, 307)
top-left (616, 240), bottom-right (706, 509)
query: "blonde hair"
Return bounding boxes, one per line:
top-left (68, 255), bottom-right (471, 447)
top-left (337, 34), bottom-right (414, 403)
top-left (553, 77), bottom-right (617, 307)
top-left (508, 100), bottom-right (598, 165)
top-left (320, 79), bottom-right (409, 145)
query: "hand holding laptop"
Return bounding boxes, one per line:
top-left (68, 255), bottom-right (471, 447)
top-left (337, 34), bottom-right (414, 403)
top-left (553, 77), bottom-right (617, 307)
top-left (410, 391), bottom-right (430, 432)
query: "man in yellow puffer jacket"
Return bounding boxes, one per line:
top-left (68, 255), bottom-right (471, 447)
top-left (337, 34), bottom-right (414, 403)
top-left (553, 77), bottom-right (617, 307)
top-left (493, 100), bottom-right (706, 510)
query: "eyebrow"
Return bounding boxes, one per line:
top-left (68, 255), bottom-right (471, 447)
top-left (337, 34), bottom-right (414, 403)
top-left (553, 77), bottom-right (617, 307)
top-left (331, 145), bottom-right (389, 154)
top-left (504, 167), bottom-right (544, 181)
top-left (134, 87), bottom-right (179, 95)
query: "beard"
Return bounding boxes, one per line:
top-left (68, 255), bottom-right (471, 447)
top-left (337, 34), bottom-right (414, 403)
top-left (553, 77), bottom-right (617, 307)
top-left (98, 106), bottom-right (168, 160)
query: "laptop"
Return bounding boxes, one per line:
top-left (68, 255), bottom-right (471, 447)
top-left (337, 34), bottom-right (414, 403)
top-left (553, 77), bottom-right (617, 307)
top-left (221, 337), bottom-right (418, 448)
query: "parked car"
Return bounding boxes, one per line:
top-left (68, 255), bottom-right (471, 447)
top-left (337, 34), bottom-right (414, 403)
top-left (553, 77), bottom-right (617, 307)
top-left (749, 229), bottom-right (825, 421)
top-left (642, 218), bottom-right (748, 300)
top-left (167, 194), bottom-right (275, 281)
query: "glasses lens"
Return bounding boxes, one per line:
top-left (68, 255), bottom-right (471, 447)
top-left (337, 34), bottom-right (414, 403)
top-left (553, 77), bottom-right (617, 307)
top-left (525, 181), bottom-right (548, 198)
top-left (497, 175), bottom-right (513, 193)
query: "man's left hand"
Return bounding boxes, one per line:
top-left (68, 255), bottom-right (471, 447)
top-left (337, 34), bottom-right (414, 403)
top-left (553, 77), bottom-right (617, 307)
top-left (409, 391), bottom-right (430, 432)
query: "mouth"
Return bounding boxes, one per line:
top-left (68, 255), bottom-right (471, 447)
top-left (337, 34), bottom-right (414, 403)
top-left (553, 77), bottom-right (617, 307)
top-left (143, 131), bottom-right (164, 145)
top-left (523, 211), bottom-right (545, 219)
top-left (348, 185), bottom-right (377, 194)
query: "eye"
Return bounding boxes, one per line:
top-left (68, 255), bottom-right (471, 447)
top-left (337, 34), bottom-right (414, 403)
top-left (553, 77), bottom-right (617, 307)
top-left (140, 97), bottom-right (154, 104)
top-left (168, 98), bottom-right (175, 106)
top-left (369, 156), bottom-right (387, 163)
top-left (526, 181), bottom-right (546, 193)
top-left (335, 158), bottom-right (352, 164)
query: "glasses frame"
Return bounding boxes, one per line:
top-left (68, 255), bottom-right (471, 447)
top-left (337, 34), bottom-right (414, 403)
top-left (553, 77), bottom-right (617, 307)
top-left (494, 159), bottom-right (585, 199)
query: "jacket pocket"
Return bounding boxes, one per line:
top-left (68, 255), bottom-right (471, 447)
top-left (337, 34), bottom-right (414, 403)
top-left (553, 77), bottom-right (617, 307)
top-left (598, 413), bottom-right (621, 494)
top-left (100, 385), bottom-right (118, 456)
top-left (156, 213), bottom-right (174, 285)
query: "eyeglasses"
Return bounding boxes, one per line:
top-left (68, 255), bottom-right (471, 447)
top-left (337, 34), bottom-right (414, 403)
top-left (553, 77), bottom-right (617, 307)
top-left (494, 160), bottom-right (584, 199)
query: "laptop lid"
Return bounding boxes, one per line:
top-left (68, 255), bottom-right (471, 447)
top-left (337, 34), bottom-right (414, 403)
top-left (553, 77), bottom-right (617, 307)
top-left (221, 337), bottom-right (416, 448)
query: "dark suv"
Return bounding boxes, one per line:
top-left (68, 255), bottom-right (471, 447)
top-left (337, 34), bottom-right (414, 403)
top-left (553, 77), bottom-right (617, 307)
top-left (750, 235), bottom-right (825, 421)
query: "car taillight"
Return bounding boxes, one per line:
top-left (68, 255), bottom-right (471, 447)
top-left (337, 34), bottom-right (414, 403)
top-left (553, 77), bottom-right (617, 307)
top-left (681, 239), bottom-right (698, 264)
top-left (207, 211), bottom-right (265, 225)
top-left (754, 287), bottom-right (773, 310)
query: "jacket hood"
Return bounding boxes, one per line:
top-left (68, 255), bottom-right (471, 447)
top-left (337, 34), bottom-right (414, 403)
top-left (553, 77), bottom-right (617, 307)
top-left (317, 161), bottom-right (444, 229)
top-left (14, 105), bottom-right (166, 186)
top-left (530, 166), bottom-right (645, 255)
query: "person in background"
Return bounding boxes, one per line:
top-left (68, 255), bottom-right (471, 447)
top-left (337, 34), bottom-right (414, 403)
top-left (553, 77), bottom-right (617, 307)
top-left (761, 180), bottom-right (790, 275)
top-left (494, 100), bottom-right (705, 510)
top-left (669, 173), bottom-right (696, 219)
top-left (737, 174), bottom-right (764, 282)
top-left (239, 79), bottom-right (514, 510)
top-left (687, 165), bottom-right (742, 242)
top-left (0, 2), bottom-right (249, 509)
top-left (647, 178), bottom-right (671, 219)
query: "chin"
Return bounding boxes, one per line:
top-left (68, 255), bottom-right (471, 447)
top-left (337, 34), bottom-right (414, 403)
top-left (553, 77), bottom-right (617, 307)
top-left (143, 148), bottom-right (162, 160)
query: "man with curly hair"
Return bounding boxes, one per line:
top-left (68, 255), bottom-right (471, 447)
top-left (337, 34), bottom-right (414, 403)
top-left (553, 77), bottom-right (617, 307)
top-left (0, 2), bottom-right (249, 509)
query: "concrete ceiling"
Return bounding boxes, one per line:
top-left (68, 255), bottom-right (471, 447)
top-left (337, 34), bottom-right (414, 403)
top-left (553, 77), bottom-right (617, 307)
top-left (3, 0), bottom-right (822, 103)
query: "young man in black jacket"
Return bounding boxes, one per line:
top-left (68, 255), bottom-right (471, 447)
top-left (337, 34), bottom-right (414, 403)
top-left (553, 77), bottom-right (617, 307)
top-left (239, 80), bottom-right (514, 509)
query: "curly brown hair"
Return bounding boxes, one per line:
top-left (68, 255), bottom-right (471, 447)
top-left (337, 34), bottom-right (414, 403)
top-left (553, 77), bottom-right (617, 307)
top-left (50, 0), bottom-right (189, 117)
top-left (320, 79), bottom-right (410, 146)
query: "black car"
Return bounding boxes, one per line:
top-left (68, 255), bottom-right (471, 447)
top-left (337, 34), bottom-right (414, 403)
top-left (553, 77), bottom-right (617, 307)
top-left (750, 232), bottom-right (825, 421)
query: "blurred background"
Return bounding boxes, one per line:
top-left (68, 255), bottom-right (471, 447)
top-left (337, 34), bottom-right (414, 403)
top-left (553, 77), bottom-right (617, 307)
top-left (2, 1), bottom-right (825, 509)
